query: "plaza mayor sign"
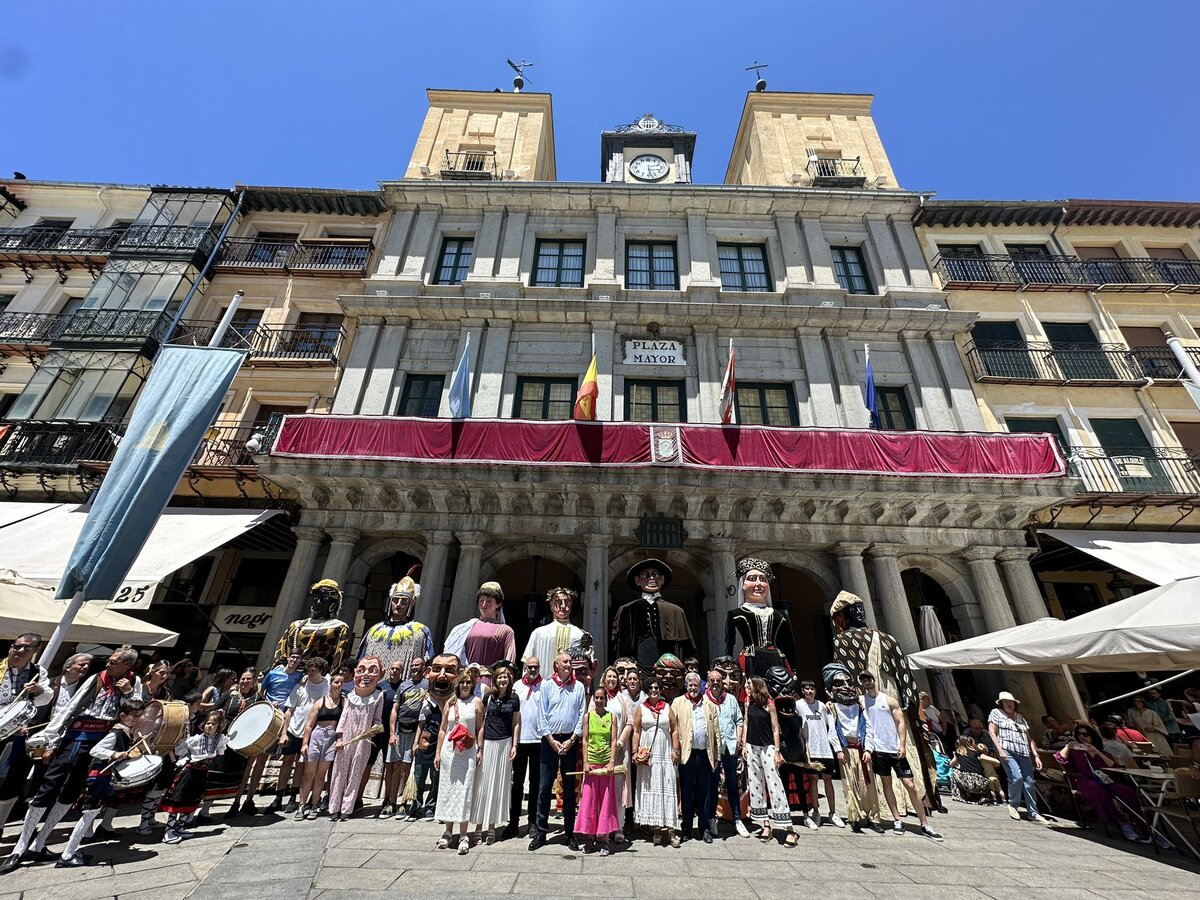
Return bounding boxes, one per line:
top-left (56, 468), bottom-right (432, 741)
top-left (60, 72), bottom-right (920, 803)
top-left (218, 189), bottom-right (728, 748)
top-left (624, 338), bottom-right (685, 366)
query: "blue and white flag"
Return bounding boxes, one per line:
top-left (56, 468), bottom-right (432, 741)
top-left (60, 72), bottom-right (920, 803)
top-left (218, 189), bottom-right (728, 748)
top-left (56, 345), bottom-right (246, 602)
top-left (448, 332), bottom-right (473, 419)
top-left (865, 343), bottom-right (880, 429)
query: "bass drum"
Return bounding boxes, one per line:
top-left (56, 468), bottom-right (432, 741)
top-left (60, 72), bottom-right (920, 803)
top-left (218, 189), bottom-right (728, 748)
top-left (226, 702), bottom-right (284, 758)
top-left (138, 700), bottom-right (190, 753)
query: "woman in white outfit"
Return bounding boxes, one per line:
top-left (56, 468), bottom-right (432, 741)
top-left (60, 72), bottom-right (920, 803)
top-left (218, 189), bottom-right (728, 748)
top-left (472, 660), bottom-right (520, 844)
top-left (434, 670), bottom-right (484, 854)
top-left (631, 679), bottom-right (681, 847)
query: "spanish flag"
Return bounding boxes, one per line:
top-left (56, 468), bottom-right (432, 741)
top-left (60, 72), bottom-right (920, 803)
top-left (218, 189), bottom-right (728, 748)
top-left (573, 354), bottom-right (599, 420)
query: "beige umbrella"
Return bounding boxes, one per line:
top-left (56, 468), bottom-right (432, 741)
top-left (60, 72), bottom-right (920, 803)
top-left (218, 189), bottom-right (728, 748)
top-left (0, 570), bottom-right (178, 648)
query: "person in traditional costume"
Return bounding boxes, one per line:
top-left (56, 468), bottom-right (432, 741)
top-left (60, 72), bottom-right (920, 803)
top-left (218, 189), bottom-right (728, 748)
top-left (654, 653), bottom-right (686, 704)
top-left (358, 569), bottom-right (434, 673)
top-left (610, 560), bottom-right (695, 675)
top-left (829, 590), bottom-right (930, 816)
top-left (0, 633), bottom-right (51, 834)
top-left (328, 656), bottom-right (384, 821)
top-left (406, 653), bottom-right (459, 820)
top-left (523, 587), bottom-right (590, 677)
top-left (764, 666), bottom-right (813, 825)
top-left (443, 582), bottom-right (517, 673)
top-left (726, 559), bottom-right (796, 679)
top-left (48, 698), bottom-right (146, 868)
top-left (273, 579), bottom-right (352, 669)
top-left (1, 647), bottom-right (144, 875)
top-left (823, 662), bottom-right (881, 833)
top-left (160, 710), bottom-right (228, 844)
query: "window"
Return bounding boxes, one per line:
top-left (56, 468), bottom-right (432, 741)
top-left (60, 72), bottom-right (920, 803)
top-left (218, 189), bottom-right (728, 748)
top-left (251, 403), bottom-right (306, 430)
top-left (5, 350), bottom-right (149, 422)
top-left (1043, 322), bottom-right (1115, 380)
top-left (1122, 326), bottom-right (1178, 379)
top-left (514, 377), bottom-right (577, 420)
top-left (1005, 417), bottom-right (1067, 453)
top-left (875, 386), bottom-right (914, 431)
top-left (0, 294), bottom-right (14, 314)
top-left (1091, 417), bottom-right (1171, 492)
top-left (435, 238), bottom-right (473, 285)
top-left (735, 382), bottom-right (798, 426)
top-left (971, 321), bottom-right (1036, 379)
top-left (626, 242), bottom-right (678, 290)
top-left (831, 247), bottom-right (872, 294)
top-left (533, 240), bottom-right (585, 287)
top-left (397, 375), bottom-right (444, 417)
top-left (0, 393), bottom-right (16, 418)
top-left (937, 244), bottom-right (985, 258)
top-left (625, 379), bottom-right (686, 423)
top-left (289, 313), bottom-right (343, 354)
top-left (717, 244), bottom-right (770, 292)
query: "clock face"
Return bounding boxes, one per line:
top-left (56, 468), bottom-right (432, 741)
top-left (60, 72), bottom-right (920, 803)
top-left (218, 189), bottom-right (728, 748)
top-left (629, 154), bottom-right (669, 182)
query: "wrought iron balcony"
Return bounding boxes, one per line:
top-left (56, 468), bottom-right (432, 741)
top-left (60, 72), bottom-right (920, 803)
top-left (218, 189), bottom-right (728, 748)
top-left (114, 223), bottom-right (219, 261)
top-left (194, 424), bottom-right (267, 468)
top-left (54, 308), bottom-right (175, 348)
top-left (178, 322), bottom-right (345, 365)
top-left (807, 156), bottom-right (866, 187)
top-left (1067, 445), bottom-right (1200, 497)
top-left (964, 340), bottom-right (1147, 385)
top-left (1008, 255), bottom-right (1095, 289)
top-left (1127, 346), bottom-right (1196, 380)
top-left (932, 254), bottom-right (1022, 290)
top-left (0, 420), bottom-right (125, 473)
top-left (440, 150), bottom-right (498, 181)
top-left (0, 225), bottom-right (125, 281)
top-left (214, 237), bottom-right (372, 275)
top-left (1083, 257), bottom-right (1200, 293)
top-left (0, 312), bottom-right (69, 355)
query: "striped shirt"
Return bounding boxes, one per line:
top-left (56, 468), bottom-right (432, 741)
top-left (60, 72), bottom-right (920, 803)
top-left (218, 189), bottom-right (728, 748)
top-left (987, 708), bottom-right (1032, 757)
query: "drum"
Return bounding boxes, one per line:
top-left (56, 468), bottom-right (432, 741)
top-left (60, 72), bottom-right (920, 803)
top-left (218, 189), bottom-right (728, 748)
top-left (0, 700), bottom-right (33, 741)
top-left (139, 700), bottom-right (190, 753)
top-left (226, 701), bottom-right (284, 757)
top-left (112, 754), bottom-right (163, 790)
top-left (25, 739), bottom-right (47, 761)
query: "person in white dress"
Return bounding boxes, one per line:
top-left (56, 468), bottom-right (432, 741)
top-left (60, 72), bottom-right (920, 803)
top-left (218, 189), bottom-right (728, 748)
top-left (434, 670), bottom-right (484, 854)
top-left (631, 678), bottom-right (681, 847)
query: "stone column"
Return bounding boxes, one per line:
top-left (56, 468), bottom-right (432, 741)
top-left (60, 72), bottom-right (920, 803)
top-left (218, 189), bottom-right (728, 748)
top-left (593, 321), bottom-right (617, 420)
top-left (901, 330), bottom-right (955, 431)
top-left (257, 526), bottom-right (324, 668)
top-left (332, 316), bottom-right (381, 414)
top-left (473, 319), bottom-right (512, 417)
top-left (438, 320), bottom-right (484, 417)
top-left (583, 534), bottom-right (612, 651)
top-left (797, 330), bottom-right (839, 426)
top-left (399, 206), bottom-right (440, 280)
top-left (931, 337), bottom-right (987, 432)
top-left (496, 209), bottom-right (528, 281)
top-left (685, 210), bottom-right (714, 285)
top-left (421, 530), bottom-right (454, 648)
top-left (962, 547), bottom-right (1046, 721)
top-left (693, 324), bottom-right (720, 422)
top-left (359, 319), bottom-right (409, 415)
top-left (446, 532), bottom-right (487, 638)
top-left (799, 217), bottom-right (839, 289)
top-left (890, 215), bottom-right (935, 289)
top-left (593, 207), bottom-right (618, 283)
top-left (468, 208), bottom-right (504, 280)
top-left (997, 548), bottom-right (1078, 718)
top-left (866, 545), bottom-right (929, 693)
top-left (774, 213), bottom-right (808, 288)
top-left (709, 538), bottom-right (738, 662)
top-left (864, 216), bottom-right (907, 290)
top-left (323, 528), bottom-right (362, 627)
top-left (832, 542), bottom-right (877, 628)
top-left (827, 329), bottom-right (870, 428)
top-left (373, 207), bottom-right (415, 278)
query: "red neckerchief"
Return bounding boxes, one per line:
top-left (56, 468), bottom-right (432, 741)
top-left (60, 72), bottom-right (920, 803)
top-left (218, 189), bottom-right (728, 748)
top-left (644, 697), bottom-right (667, 714)
top-left (705, 688), bottom-right (724, 706)
top-left (97, 669), bottom-right (119, 698)
top-left (686, 692), bottom-right (703, 708)
top-left (551, 672), bottom-right (574, 689)
top-left (521, 674), bottom-right (542, 698)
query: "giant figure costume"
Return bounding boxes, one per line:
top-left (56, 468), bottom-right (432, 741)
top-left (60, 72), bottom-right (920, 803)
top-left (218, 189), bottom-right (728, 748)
top-left (725, 558), bottom-right (796, 679)
top-left (273, 579), bottom-right (351, 669)
top-left (610, 559), bottom-right (695, 673)
top-left (357, 569), bottom-right (434, 671)
top-left (523, 587), bottom-right (590, 670)
top-left (829, 590), bottom-right (928, 811)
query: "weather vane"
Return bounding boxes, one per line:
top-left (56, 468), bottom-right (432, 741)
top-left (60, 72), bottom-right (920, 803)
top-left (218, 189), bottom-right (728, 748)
top-left (745, 61), bottom-right (768, 92)
top-left (507, 58), bottom-right (533, 92)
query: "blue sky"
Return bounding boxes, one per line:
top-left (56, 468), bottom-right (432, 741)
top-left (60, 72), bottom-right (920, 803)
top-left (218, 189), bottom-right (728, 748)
top-left (6, 1), bottom-right (1197, 201)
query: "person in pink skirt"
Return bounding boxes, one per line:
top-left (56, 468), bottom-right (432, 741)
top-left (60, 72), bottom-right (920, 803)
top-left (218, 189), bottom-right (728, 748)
top-left (328, 656), bottom-right (384, 821)
top-left (577, 683), bottom-right (621, 855)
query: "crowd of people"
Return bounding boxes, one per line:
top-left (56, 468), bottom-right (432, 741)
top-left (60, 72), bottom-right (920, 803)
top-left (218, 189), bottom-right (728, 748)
top-left (0, 556), bottom-right (1196, 873)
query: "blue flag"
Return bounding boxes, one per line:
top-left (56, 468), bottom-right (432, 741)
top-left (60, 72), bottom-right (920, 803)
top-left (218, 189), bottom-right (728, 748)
top-left (448, 332), bottom-right (472, 419)
top-left (865, 343), bottom-right (880, 429)
top-left (56, 345), bottom-right (245, 602)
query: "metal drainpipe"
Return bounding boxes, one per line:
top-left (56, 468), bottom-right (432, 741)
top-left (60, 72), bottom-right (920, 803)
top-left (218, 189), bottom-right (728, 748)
top-left (159, 189), bottom-right (246, 350)
top-left (1165, 330), bottom-right (1200, 389)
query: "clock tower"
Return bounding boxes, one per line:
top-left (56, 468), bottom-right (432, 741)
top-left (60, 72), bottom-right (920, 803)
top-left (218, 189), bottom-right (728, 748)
top-left (600, 113), bottom-right (696, 184)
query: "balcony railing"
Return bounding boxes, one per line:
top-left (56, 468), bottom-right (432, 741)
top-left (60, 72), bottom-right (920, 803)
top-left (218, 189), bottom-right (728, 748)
top-left (0, 225), bottom-right (126, 256)
top-left (965, 340), bottom-right (1147, 384)
top-left (1068, 446), bottom-right (1200, 496)
top-left (114, 223), bottom-right (219, 261)
top-left (0, 420), bottom-right (126, 472)
top-left (214, 238), bottom-right (372, 275)
top-left (177, 322), bottom-right (344, 364)
top-left (0, 312), bottom-right (70, 352)
top-left (55, 308), bottom-right (175, 347)
top-left (441, 150), bottom-right (498, 181)
top-left (194, 424), bottom-right (265, 468)
top-left (936, 253), bottom-right (1200, 293)
top-left (807, 156), bottom-right (866, 187)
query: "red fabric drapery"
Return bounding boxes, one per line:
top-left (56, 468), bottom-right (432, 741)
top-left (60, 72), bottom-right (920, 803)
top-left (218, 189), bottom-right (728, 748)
top-left (272, 416), bottom-right (1065, 479)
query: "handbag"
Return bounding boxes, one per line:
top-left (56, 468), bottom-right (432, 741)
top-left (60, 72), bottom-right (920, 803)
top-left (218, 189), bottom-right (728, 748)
top-left (448, 722), bottom-right (474, 752)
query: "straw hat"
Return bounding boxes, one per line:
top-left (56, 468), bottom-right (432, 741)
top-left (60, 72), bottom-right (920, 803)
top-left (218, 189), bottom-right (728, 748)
top-left (996, 691), bottom-right (1021, 706)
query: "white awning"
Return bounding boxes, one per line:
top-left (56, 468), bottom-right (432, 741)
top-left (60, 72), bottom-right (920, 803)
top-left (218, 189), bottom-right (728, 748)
top-left (908, 618), bottom-right (1065, 670)
top-left (0, 504), bottom-right (284, 605)
top-left (1039, 529), bottom-right (1200, 586)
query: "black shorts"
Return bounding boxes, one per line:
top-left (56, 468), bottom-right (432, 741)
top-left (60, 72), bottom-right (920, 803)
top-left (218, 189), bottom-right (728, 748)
top-left (367, 731), bottom-right (388, 766)
top-left (281, 733), bottom-right (303, 756)
top-left (870, 751), bottom-right (913, 779)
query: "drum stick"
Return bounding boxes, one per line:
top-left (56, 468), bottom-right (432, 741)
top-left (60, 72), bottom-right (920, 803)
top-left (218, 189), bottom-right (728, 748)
top-left (97, 734), bottom-right (153, 775)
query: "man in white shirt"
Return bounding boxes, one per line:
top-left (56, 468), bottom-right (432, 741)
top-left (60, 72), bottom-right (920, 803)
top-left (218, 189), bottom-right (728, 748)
top-left (797, 680), bottom-right (844, 829)
top-left (274, 657), bottom-right (329, 813)
top-left (504, 656), bottom-right (543, 840)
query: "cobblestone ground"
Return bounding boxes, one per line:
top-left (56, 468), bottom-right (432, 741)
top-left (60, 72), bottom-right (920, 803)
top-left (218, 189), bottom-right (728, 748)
top-left (0, 787), bottom-right (1198, 899)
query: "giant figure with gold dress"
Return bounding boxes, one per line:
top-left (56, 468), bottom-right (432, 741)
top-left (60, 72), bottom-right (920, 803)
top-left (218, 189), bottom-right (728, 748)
top-left (273, 579), bottom-right (351, 669)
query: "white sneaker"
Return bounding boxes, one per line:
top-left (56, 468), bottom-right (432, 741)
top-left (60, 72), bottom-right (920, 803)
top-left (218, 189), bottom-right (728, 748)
top-left (892, 820), bottom-right (905, 835)
top-left (829, 813), bottom-right (846, 829)
top-left (803, 815), bottom-right (819, 831)
top-left (735, 819), bottom-right (751, 838)
top-left (162, 829), bottom-right (183, 845)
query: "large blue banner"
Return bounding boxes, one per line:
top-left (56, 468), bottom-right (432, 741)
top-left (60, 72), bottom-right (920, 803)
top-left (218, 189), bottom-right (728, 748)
top-left (56, 345), bottom-right (245, 601)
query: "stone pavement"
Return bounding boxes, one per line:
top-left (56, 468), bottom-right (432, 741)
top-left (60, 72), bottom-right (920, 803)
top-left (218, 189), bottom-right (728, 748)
top-left (0, 793), bottom-right (1198, 900)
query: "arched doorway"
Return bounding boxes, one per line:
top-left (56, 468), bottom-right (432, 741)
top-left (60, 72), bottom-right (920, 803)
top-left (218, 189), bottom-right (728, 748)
top-left (775, 565), bottom-right (832, 686)
top-left (491, 557), bottom-right (584, 658)
top-left (606, 561), bottom-right (708, 667)
top-left (902, 567), bottom-right (981, 723)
